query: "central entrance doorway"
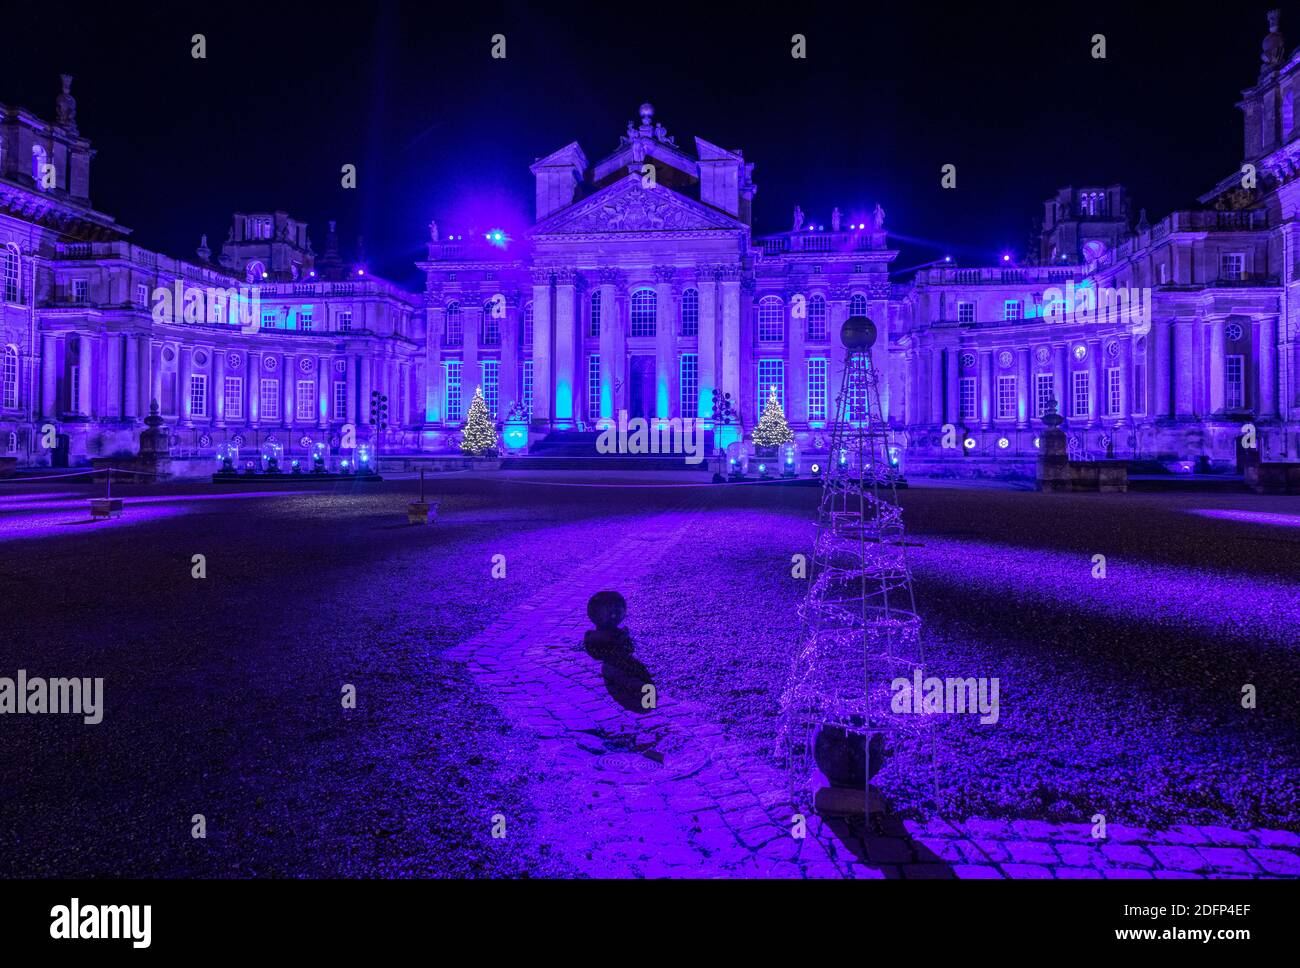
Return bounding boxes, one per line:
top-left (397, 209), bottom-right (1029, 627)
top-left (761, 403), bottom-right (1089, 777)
top-left (628, 355), bottom-right (656, 420)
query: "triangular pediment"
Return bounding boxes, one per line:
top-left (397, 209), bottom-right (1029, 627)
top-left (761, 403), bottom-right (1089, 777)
top-left (532, 175), bottom-right (742, 236)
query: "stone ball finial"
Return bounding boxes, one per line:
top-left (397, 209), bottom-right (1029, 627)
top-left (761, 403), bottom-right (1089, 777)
top-left (587, 591), bottom-right (627, 631)
top-left (841, 316), bottom-right (877, 350)
top-left (639, 102), bottom-right (654, 123)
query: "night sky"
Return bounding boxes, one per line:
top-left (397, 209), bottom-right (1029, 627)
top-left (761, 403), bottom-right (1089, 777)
top-left (3, 1), bottom-right (1279, 285)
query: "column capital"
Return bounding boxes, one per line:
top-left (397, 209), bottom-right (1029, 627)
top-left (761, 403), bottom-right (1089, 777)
top-left (530, 268), bottom-right (553, 287)
top-left (597, 266), bottom-right (623, 287)
top-left (652, 265), bottom-right (676, 284)
top-left (553, 267), bottom-right (577, 287)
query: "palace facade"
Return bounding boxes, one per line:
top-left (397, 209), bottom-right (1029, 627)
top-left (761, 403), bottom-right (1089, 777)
top-left (3, 12), bottom-right (1298, 472)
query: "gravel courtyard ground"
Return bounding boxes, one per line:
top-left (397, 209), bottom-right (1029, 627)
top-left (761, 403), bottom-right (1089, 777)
top-left (1, 471), bottom-right (1297, 877)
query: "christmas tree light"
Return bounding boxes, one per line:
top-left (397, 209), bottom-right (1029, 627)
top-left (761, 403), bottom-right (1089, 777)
top-left (752, 385), bottom-right (794, 447)
top-left (460, 386), bottom-right (499, 456)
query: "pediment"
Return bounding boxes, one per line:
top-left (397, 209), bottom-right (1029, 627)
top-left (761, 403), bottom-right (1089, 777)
top-left (533, 176), bottom-right (741, 236)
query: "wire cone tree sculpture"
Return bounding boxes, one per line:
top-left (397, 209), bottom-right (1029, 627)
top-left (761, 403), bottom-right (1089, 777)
top-left (777, 316), bottom-right (930, 812)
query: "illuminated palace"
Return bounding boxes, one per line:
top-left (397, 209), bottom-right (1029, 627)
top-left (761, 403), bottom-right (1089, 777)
top-left (2, 13), bottom-right (1298, 473)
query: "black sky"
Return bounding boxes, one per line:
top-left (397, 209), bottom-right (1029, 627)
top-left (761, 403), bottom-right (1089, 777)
top-left (1, 1), bottom-right (1279, 285)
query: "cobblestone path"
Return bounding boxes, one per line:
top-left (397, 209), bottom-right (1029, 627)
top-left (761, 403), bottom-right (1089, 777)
top-left (446, 500), bottom-right (1300, 879)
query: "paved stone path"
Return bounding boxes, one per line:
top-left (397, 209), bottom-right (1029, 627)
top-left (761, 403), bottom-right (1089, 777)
top-left (446, 500), bottom-right (1300, 879)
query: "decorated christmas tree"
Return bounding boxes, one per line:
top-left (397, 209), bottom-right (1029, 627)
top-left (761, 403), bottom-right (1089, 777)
top-left (460, 387), bottom-right (499, 456)
top-left (752, 385), bottom-right (794, 448)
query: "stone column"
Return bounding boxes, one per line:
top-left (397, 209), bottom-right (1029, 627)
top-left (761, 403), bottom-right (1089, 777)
top-left (463, 308), bottom-right (481, 420)
top-left (346, 354), bottom-right (358, 424)
top-left (1052, 344), bottom-right (1068, 419)
top-left (720, 269), bottom-right (742, 410)
top-left (1174, 319), bottom-right (1194, 417)
top-left (150, 342), bottom-right (163, 412)
top-left (79, 335), bottom-right (95, 417)
top-left (1258, 315), bottom-right (1278, 418)
top-left (177, 344), bottom-right (192, 424)
top-left (425, 303), bottom-right (444, 423)
top-left (944, 346), bottom-right (958, 426)
top-left (1208, 318), bottom-right (1226, 414)
top-left (1016, 347), bottom-right (1030, 427)
top-left (1118, 336), bottom-right (1132, 421)
top-left (597, 274), bottom-right (617, 421)
top-left (1087, 339), bottom-right (1102, 425)
top-left (553, 270), bottom-right (577, 424)
top-left (500, 294), bottom-right (520, 414)
top-left (697, 271), bottom-right (717, 420)
top-left (213, 347), bottom-right (226, 426)
top-left (281, 354), bottom-right (294, 428)
top-left (41, 334), bottom-right (59, 418)
top-left (928, 347), bottom-right (943, 427)
top-left (531, 271), bottom-right (552, 424)
top-left (124, 335), bottom-right (140, 419)
top-left (105, 336), bottom-right (122, 418)
top-left (358, 355), bottom-right (372, 427)
top-left (789, 292), bottom-right (807, 424)
top-left (654, 266), bottom-right (675, 419)
top-left (318, 357), bottom-right (330, 429)
top-left (904, 350), bottom-right (919, 426)
top-left (979, 350), bottom-right (993, 428)
top-left (1154, 319), bottom-right (1172, 417)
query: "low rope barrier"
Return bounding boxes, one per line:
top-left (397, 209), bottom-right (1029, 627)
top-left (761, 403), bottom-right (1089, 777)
top-left (0, 467), bottom-right (157, 485)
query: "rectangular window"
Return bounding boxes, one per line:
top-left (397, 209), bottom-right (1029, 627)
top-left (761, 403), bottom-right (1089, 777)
top-left (262, 310), bottom-right (278, 330)
top-left (224, 376), bottom-right (243, 420)
top-left (679, 353), bottom-right (698, 418)
top-left (1072, 370), bottom-right (1090, 418)
top-left (681, 289), bottom-right (699, 337)
top-left (521, 359), bottom-right (533, 417)
top-left (445, 361), bottom-right (463, 422)
top-left (1220, 252), bottom-right (1245, 281)
top-left (1003, 300), bottom-right (1022, 321)
top-left (1226, 354), bottom-right (1245, 409)
top-left (807, 358), bottom-right (828, 422)
top-left (299, 310), bottom-right (314, 332)
top-left (70, 363), bottom-right (81, 412)
top-left (296, 380), bottom-right (316, 421)
top-left (72, 279), bottom-right (88, 304)
top-left (136, 283), bottom-right (149, 308)
top-left (2, 350), bottom-right (17, 409)
top-left (333, 380), bottom-right (347, 420)
top-left (1106, 366), bottom-right (1121, 416)
top-left (1035, 373), bottom-right (1055, 418)
top-left (997, 375), bottom-right (1016, 420)
top-left (260, 378), bottom-right (280, 421)
top-left (757, 359), bottom-right (785, 414)
top-left (481, 359), bottom-right (500, 417)
top-left (2, 250), bottom-right (19, 303)
top-left (190, 374), bottom-right (208, 418)
top-left (806, 297), bottom-right (828, 341)
top-left (588, 354), bottom-right (601, 418)
top-left (590, 291), bottom-right (601, 338)
top-left (482, 313), bottom-right (501, 346)
top-left (338, 311), bottom-right (353, 333)
top-left (958, 301), bottom-right (975, 324)
top-left (959, 376), bottom-right (977, 421)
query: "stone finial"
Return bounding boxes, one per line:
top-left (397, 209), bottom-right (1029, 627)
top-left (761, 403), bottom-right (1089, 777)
top-left (196, 234), bottom-right (211, 261)
top-left (56, 74), bottom-right (78, 133)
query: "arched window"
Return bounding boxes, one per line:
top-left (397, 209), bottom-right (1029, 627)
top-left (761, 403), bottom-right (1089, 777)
top-left (680, 288), bottom-right (699, 336)
top-left (444, 300), bottom-right (462, 345)
top-left (2, 345), bottom-right (18, 409)
top-left (246, 260), bottom-right (266, 283)
top-left (590, 289), bottom-right (601, 338)
top-left (848, 293), bottom-right (868, 318)
top-left (807, 294), bottom-right (828, 340)
top-left (523, 301), bottom-right (533, 345)
top-left (758, 296), bottom-right (784, 342)
top-left (2, 244), bottom-right (20, 304)
top-left (31, 145), bottom-right (50, 190)
top-left (630, 289), bottom-right (656, 337)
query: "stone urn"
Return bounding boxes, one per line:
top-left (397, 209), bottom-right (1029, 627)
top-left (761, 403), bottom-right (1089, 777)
top-left (814, 723), bottom-right (886, 788)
